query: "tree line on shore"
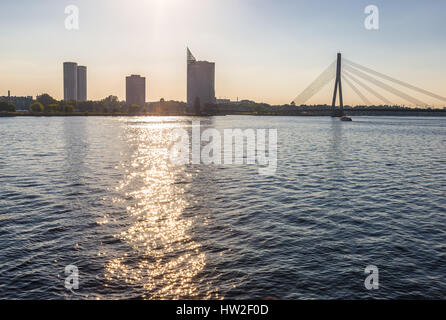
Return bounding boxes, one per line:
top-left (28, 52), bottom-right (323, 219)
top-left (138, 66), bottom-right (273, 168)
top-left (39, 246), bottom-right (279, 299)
top-left (29, 94), bottom-right (131, 114)
top-left (2, 93), bottom-right (445, 115)
top-left (9, 94), bottom-right (187, 115)
top-left (0, 100), bottom-right (16, 112)
top-left (1, 93), bottom-right (190, 114)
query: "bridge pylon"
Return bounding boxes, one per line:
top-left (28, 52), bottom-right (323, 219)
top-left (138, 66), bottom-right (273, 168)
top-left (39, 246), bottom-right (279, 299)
top-left (331, 53), bottom-right (344, 117)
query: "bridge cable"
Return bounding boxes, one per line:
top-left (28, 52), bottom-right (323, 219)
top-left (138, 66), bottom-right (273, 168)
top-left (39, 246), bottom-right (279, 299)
top-left (343, 70), bottom-right (393, 105)
top-left (293, 61), bottom-right (336, 105)
top-left (344, 65), bottom-right (427, 106)
top-left (344, 59), bottom-right (446, 103)
top-left (341, 75), bottom-right (371, 105)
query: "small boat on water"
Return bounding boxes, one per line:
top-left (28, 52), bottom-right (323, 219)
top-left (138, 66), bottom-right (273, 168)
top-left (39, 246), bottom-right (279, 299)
top-left (340, 116), bottom-right (352, 122)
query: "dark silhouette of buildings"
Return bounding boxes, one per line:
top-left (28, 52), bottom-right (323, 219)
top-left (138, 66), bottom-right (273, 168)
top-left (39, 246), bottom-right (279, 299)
top-left (64, 62), bottom-right (87, 101)
top-left (0, 91), bottom-right (33, 111)
top-left (77, 66), bottom-right (87, 101)
top-left (187, 48), bottom-right (215, 110)
top-left (64, 62), bottom-right (78, 101)
top-left (126, 75), bottom-right (146, 106)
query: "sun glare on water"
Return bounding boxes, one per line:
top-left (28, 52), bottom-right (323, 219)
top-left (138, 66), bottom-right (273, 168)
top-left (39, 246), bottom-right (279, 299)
top-left (103, 118), bottom-right (215, 299)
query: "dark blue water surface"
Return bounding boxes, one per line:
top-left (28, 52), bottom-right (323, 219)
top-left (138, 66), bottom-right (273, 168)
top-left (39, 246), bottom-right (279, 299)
top-left (0, 116), bottom-right (445, 299)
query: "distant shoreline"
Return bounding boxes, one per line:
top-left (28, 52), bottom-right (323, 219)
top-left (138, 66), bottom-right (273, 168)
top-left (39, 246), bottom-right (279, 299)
top-left (1, 110), bottom-right (446, 118)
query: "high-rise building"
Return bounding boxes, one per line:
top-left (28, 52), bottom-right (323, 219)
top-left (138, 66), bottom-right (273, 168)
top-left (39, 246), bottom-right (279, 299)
top-left (187, 48), bottom-right (216, 108)
top-left (64, 62), bottom-right (78, 101)
top-left (77, 66), bottom-right (87, 101)
top-left (64, 62), bottom-right (88, 101)
top-left (126, 75), bottom-right (146, 106)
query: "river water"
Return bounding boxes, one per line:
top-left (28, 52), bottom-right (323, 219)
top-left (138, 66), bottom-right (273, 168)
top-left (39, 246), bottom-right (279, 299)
top-left (0, 116), bottom-right (445, 299)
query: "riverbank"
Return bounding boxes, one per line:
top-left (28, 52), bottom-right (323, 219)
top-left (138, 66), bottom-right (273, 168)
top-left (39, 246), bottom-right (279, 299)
top-left (0, 112), bottom-right (197, 117)
top-left (1, 110), bottom-right (446, 117)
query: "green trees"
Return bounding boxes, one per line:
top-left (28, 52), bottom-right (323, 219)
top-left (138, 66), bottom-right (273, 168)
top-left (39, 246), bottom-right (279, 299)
top-left (35, 94), bottom-right (67, 113)
top-left (128, 104), bottom-right (140, 114)
top-left (0, 101), bottom-right (16, 112)
top-left (61, 100), bottom-right (78, 112)
top-left (30, 102), bottom-right (44, 113)
top-left (253, 104), bottom-right (265, 115)
top-left (45, 104), bottom-right (60, 113)
top-left (158, 98), bottom-right (166, 114)
top-left (102, 96), bottom-right (120, 112)
top-left (73, 96), bottom-right (121, 113)
top-left (76, 101), bottom-right (95, 113)
top-left (36, 94), bottom-right (57, 107)
top-left (203, 103), bottom-right (218, 115)
top-left (64, 105), bottom-right (75, 113)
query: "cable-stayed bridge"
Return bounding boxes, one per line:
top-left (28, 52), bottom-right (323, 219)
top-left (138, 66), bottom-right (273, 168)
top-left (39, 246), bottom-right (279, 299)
top-left (293, 53), bottom-right (446, 117)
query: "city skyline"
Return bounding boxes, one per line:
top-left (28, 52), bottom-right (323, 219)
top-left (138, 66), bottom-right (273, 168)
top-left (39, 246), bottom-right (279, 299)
top-left (1, 1), bottom-right (446, 304)
top-left (0, 0), bottom-right (445, 106)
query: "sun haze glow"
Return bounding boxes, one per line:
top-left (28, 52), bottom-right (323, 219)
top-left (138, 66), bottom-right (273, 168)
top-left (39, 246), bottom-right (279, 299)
top-left (0, 0), bottom-right (445, 106)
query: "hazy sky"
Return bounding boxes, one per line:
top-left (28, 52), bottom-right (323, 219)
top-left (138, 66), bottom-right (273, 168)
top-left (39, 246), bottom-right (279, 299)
top-left (0, 0), bottom-right (445, 106)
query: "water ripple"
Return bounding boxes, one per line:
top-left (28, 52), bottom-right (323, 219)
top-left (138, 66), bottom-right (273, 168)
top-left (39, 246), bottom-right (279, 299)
top-left (0, 116), bottom-right (445, 299)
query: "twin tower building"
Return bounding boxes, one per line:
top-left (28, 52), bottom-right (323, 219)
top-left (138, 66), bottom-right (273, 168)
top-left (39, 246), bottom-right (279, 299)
top-left (63, 62), bottom-right (87, 101)
top-left (63, 49), bottom-right (215, 108)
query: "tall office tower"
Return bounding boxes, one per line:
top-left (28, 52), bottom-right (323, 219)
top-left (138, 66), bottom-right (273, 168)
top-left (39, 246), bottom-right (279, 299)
top-left (126, 75), bottom-right (146, 106)
top-left (187, 48), bottom-right (216, 108)
top-left (77, 66), bottom-right (87, 101)
top-left (64, 62), bottom-right (78, 101)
